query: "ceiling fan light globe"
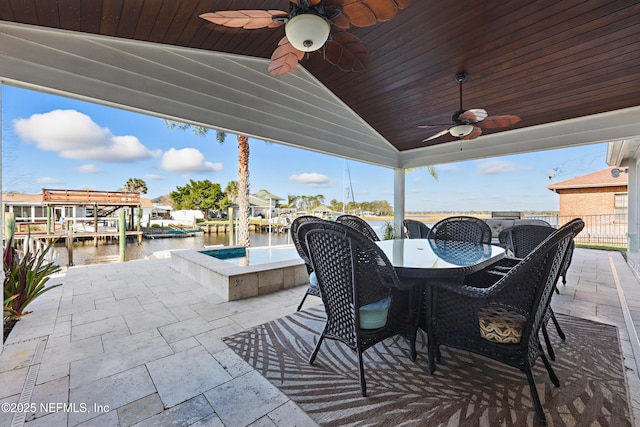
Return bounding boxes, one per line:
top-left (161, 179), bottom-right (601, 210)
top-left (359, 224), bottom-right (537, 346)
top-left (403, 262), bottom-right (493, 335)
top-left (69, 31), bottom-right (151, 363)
top-left (285, 14), bottom-right (330, 52)
top-left (449, 124), bottom-right (474, 137)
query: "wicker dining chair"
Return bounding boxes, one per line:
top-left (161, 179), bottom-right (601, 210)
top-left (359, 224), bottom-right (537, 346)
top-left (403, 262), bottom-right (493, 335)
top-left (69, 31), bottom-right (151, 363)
top-left (403, 219), bottom-right (431, 239)
top-left (429, 218), bottom-right (584, 425)
top-left (428, 216), bottom-right (492, 244)
top-left (496, 223), bottom-right (582, 360)
top-left (290, 215), bottom-right (327, 311)
top-left (496, 220), bottom-right (575, 286)
top-left (335, 214), bottom-right (380, 241)
top-left (298, 220), bottom-right (417, 397)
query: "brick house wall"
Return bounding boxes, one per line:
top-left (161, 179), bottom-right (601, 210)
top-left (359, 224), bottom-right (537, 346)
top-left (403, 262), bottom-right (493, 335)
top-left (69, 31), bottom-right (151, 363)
top-left (555, 185), bottom-right (627, 217)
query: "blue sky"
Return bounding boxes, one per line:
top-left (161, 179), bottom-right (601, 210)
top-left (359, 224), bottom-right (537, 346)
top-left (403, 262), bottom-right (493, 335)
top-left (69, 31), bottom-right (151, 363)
top-left (2, 85), bottom-right (609, 212)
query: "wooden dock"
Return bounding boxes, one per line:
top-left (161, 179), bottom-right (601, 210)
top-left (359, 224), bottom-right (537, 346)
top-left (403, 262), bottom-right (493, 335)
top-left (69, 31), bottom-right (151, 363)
top-left (200, 219), bottom-right (290, 234)
top-left (14, 230), bottom-right (143, 241)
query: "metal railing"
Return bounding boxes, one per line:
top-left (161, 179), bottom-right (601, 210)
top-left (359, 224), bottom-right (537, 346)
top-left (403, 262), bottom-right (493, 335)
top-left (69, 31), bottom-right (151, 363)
top-left (526, 214), bottom-right (627, 248)
top-left (42, 188), bottom-right (140, 205)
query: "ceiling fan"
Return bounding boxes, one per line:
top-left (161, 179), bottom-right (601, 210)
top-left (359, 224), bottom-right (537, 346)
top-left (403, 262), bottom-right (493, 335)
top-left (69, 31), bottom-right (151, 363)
top-left (199, 0), bottom-right (411, 77)
top-left (419, 72), bottom-right (521, 142)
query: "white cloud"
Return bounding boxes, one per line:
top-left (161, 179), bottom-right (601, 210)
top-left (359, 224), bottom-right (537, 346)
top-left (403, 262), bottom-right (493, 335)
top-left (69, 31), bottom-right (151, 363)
top-left (13, 109), bottom-right (161, 162)
top-left (435, 164), bottom-right (460, 172)
top-left (476, 160), bottom-right (519, 175)
top-left (75, 164), bottom-right (102, 174)
top-left (159, 148), bottom-right (223, 173)
top-left (289, 173), bottom-right (330, 185)
top-left (144, 174), bottom-right (163, 180)
top-left (35, 177), bottom-right (64, 185)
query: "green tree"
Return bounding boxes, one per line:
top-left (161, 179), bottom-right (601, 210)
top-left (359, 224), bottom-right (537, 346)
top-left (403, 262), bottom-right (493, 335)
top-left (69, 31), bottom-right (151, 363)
top-left (122, 177), bottom-right (148, 194)
top-left (360, 200), bottom-right (393, 216)
top-left (224, 181), bottom-right (238, 203)
top-left (282, 195), bottom-right (299, 210)
top-left (170, 179), bottom-right (225, 219)
top-left (329, 199), bottom-right (343, 212)
top-left (165, 121), bottom-right (251, 247)
top-left (298, 194), bottom-right (325, 210)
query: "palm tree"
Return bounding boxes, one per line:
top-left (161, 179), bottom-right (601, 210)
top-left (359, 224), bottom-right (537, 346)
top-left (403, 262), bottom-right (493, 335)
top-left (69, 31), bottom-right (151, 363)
top-left (122, 178), bottom-right (148, 194)
top-left (236, 135), bottom-right (250, 247)
top-left (406, 165), bottom-right (438, 181)
top-left (165, 121), bottom-right (251, 247)
top-left (224, 181), bottom-right (238, 203)
top-left (284, 195), bottom-right (299, 210)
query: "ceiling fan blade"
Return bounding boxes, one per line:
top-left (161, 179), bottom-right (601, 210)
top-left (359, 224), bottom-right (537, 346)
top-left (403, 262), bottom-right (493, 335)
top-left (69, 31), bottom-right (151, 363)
top-left (324, 32), bottom-right (369, 72)
top-left (461, 126), bottom-right (483, 140)
top-left (268, 37), bottom-right (304, 76)
top-left (323, 0), bottom-right (352, 28)
top-left (327, 0), bottom-right (409, 28)
top-left (480, 115), bottom-right (521, 128)
top-left (328, 13), bottom-right (351, 29)
top-left (422, 128), bottom-right (450, 142)
top-left (199, 10), bottom-right (287, 29)
top-left (394, 0), bottom-right (412, 8)
top-left (459, 108), bottom-right (487, 123)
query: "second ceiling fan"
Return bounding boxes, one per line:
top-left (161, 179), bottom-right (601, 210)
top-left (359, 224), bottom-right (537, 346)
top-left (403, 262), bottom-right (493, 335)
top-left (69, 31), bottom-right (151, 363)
top-left (419, 72), bottom-right (521, 142)
top-left (200, 0), bottom-right (410, 77)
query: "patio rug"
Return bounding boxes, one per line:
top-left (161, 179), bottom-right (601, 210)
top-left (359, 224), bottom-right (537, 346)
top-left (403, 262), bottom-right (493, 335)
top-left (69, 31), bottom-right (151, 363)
top-left (223, 306), bottom-right (632, 426)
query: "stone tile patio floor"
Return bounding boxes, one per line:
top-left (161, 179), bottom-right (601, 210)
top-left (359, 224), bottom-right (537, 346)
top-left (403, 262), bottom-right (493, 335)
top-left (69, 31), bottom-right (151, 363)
top-left (1, 248), bottom-right (639, 426)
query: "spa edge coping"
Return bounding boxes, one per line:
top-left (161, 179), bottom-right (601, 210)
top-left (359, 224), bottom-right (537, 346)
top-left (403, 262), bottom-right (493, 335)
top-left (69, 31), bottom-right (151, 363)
top-left (169, 246), bottom-right (309, 301)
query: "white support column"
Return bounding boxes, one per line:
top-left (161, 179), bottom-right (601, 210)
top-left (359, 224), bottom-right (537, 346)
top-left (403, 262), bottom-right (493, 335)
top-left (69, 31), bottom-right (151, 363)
top-left (628, 158), bottom-right (639, 253)
top-left (393, 168), bottom-right (405, 239)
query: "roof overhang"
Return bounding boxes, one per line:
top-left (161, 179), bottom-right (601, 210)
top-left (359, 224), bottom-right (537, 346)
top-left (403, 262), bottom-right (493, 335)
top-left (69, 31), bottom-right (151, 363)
top-left (2, 21), bottom-right (640, 170)
top-left (404, 107), bottom-right (640, 167)
top-left (0, 21), bottom-right (398, 167)
top-left (607, 139), bottom-right (640, 168)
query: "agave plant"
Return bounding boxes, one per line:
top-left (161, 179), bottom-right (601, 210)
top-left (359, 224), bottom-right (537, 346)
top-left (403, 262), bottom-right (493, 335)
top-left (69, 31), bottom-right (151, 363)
top-left (3, 294), bottom-right (19, 320)
top-left (3, 236), bottom-right (62, 321)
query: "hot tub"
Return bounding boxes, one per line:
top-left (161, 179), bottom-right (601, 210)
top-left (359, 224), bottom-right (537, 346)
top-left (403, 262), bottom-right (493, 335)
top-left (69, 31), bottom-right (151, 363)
top-left (170, 245), bottom-right (309, 301)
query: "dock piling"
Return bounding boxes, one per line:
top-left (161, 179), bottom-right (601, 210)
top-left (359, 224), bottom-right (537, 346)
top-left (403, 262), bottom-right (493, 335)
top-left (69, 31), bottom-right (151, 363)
top-left (119, 210), bottom-right (126, 262)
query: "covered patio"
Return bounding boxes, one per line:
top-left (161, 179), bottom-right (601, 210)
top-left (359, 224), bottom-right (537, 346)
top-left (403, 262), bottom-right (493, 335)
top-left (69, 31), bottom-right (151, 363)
top-left (1, 1), bottom-right (640, 425)
top-left (0, 247), bottom-right (638, 425)
top-left (1, 1), bottom-right (640, 239)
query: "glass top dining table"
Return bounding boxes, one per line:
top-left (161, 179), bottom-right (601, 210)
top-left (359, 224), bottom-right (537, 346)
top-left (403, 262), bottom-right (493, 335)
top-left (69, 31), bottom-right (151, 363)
top-left (377, 238), bottom-right (506, 371)
top-left (376, 238), bottom-right (506, 282)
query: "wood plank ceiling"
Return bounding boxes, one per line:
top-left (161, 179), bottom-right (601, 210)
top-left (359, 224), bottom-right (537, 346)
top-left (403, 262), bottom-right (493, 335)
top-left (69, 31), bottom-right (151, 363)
top-left (1, 0), bottom-right (639, 153)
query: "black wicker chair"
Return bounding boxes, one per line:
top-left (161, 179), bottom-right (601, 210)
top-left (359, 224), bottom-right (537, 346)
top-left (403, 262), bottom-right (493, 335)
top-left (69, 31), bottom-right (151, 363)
top-left (290, 215), bottom-right (327, 311)
top-left (403, 219), bottom-right (431, 239)
top-left (298, 220), bottom-right (417, 396)
top-left (428, 216), bottom-right (492, 244)
top-left (498, 222), bottom-right (573, 285)
top-left (428, 218), bottom-right (584, 425)
top-left (498, 223), bottom-right (555, 257)
top-left (496, 223), bottom-right (582, 360)
top-left (336, 214), bottom-right (380, 241)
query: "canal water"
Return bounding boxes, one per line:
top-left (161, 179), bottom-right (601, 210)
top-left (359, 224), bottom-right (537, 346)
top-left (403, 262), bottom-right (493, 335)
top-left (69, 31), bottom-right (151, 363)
top-left (52, 220), bottom-right (391, 266)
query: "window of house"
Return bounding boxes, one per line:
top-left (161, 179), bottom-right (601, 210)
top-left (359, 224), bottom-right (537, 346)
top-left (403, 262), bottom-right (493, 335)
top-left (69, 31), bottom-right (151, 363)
top-left (614, 193), bottom-right (628, 220)
top-left (34, 206), bottom-right (45, 219)
top-left (14, 206), bottom-right (32, 219)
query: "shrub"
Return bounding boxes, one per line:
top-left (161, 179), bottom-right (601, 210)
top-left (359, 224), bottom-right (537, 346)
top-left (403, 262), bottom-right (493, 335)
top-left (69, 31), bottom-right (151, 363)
top-left (382, 221), bottom-right (401, 240)
top-left (3, 236), bottom-right (62, 322)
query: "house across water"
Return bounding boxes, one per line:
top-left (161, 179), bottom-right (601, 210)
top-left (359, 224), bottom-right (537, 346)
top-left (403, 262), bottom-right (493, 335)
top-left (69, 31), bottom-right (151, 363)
top-left (2, 189), bottom-right (154, 233)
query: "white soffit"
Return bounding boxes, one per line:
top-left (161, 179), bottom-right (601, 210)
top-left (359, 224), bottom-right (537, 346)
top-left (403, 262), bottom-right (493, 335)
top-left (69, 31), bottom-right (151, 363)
top-left (400, 106), bottom-right (640, 168)
top-left (0, 21), bottom-right (399, 168)
top-left (606, 139), bottom-right (640, 167)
